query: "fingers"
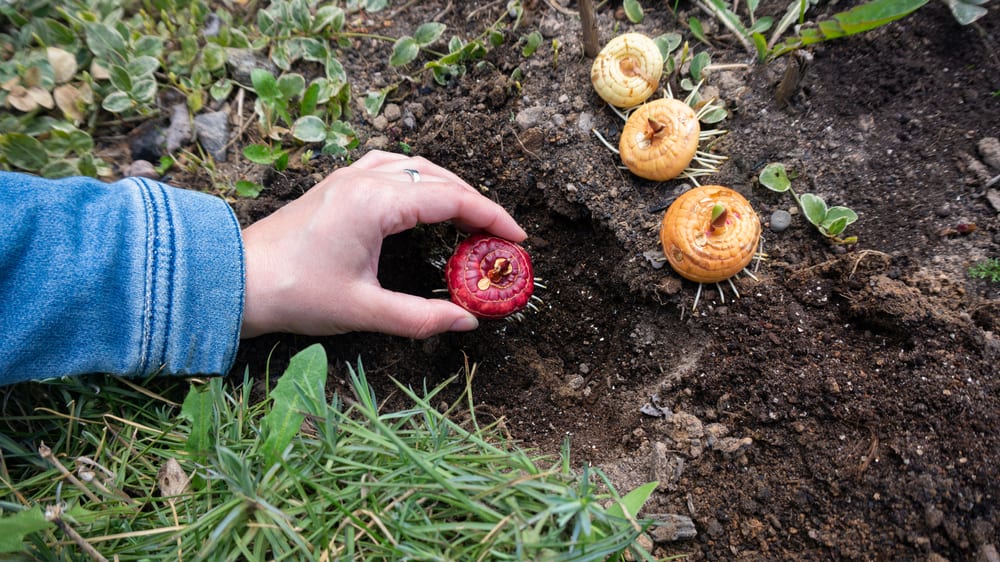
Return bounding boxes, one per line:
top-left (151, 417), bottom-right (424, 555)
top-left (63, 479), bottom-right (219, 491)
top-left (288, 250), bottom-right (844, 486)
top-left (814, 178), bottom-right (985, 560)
top-left (350, 150), bottom-right (478, 193)
top-left (355, 285), bottom-right (479, 339)
top-left (386, 181), bottom-right (527, 242)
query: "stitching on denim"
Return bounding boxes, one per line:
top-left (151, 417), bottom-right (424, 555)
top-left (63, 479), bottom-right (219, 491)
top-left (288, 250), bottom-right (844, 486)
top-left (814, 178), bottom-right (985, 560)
top-left (222, 199), bottom-right (245, 371)
top-left (135, 178), bottom-right (155, 375)
top-left (154, 180), bottom-right (176, 371)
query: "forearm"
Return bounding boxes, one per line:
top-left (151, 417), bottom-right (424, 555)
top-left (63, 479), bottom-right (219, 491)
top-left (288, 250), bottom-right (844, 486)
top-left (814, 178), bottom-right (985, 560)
top-left (0, 173), bottom-right (244, 384)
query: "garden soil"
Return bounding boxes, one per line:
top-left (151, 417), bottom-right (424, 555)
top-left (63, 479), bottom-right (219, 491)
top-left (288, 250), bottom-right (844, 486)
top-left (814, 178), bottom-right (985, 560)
top-left (175, 2), bottom-right (998, 559)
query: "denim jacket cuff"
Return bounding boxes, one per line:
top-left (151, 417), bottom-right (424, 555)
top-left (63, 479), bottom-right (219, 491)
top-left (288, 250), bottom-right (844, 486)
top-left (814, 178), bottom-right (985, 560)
top-left (130, 178), bottom-right (245, 377)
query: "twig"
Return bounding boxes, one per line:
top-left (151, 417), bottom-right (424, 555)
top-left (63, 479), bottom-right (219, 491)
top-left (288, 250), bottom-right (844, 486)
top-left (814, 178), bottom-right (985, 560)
top-left (45, 503), bottom-right (109, 562)
top-left (467, 0), bottom-right (504, 21)
top-left (695, 0), bottom-right (753, 54)
top-left (38, 444), bottom-right (102, 505)
top-left (386, 0), bottom-right (419, 19)
top-left (433, 0), bottom-right (453, 22)
top-left (579, 0), bottom-right (600, 58)
top-left (508, 126), bottom-right (541, 160)
top-left (544, 0), bottom-right (577, 16)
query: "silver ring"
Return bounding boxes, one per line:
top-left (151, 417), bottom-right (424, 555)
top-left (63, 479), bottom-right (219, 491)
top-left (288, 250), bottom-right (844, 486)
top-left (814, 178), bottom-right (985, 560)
top-left (403, 168), bottom-right (421, 183)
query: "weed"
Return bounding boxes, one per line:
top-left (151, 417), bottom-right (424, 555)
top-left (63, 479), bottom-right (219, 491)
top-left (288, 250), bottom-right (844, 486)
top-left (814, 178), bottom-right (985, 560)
top-left (693, 0), bottom-right (989, 62)
top-left (968, 258), bottom-right (1000, 282)
top-left (624, 0), bottom-right (645, 22)
top-left (760, 162), bottom-right (859, 243)
top-left (0, 345), bottom-right (662, 559)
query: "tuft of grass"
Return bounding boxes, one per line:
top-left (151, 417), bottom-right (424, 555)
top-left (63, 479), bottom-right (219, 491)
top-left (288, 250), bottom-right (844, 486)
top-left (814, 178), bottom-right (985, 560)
top-left (0, 345), bottom-right (662, 560)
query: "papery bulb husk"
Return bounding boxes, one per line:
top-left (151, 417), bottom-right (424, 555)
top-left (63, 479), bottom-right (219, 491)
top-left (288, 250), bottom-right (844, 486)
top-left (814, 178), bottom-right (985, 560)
top-left (620, 98), bottom-right (700, 181)
top-left (660, 185), bottom-right (761, 283)
top-left (446, 234), bottom-right (534, 319)
top-left (590, 33), bottom-right (664, 108)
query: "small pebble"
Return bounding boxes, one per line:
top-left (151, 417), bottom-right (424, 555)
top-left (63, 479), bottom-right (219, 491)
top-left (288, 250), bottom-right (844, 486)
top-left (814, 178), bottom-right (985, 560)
top-left (770, 209), bottom-right (792, 232)
top-left (125, 159), bottom-right (159, 179)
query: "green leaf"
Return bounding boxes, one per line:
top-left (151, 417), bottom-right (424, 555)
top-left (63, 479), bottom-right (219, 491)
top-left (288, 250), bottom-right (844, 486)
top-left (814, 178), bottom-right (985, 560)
top-left (274, 151), bottom-right (289, 171)
top-left (748, 0), bottom-right (762, 17)
top-left (363, 89), bottom-right (389, 116)
top-left (259, 344), bottom-right (328, 466)
top-left (126, 56), bottom-right (160, 78)
top-left (235, 180), bottom-right (264, 198)
top-left (759, 163), bottom-right (791, 192)
top-left (109, 65), bottom-right (132, 91)
top-left (300, 82), bottom-right (320, 115)
top-left (413, 22), bottom-right (446, 46)
top-left (690, 51), bottom-right (710, 81)
top-left (824, 205), bottom-right (858, 226)
top-left (84, 22), bottom-right (126, 61)
top-left (298, 37), bottom-right (329, 63)
top-left (133, 35), bottom-right (164, 58)
top-left (521, 31), bottom-right (543, 57)
top-left (821, 215), bottom-right (849, 236)
top-left (606, 481), bottom-right (659, 520)
top-left (653, 33), bottom-right (683, 59)
top-left (748, 16), bottom-right (774, 34)
top-left (210, 78), bottom-right (234, 101)
top-left (689, 17), bottom-right (708, 44)
top-left (830, 0), bottom-right (929, 35)
top-left (131, 79), bottom-right (157, 104)
top-left (946, 0), bottom-right (989, 24)
top-left (322, 120), bottom-right (357, 155)
top-left (707, 0), bottom-right (751, 36)
top-left (243, 144), bottom-right (281, 164)
top-left (40, 159), bottom-right (79, 178)
top-left (179, 380), bottom-right (216, 454)
top-left (752, 32), bottom-right (769, 62)
top-left (0, 506), bottom-right (51, 553)
top-left (699, 106), bottom-right (728, 124)
top-left (251, 68), bottom-right (280, 102)
top-left (390, 36), bottom-right (419, 67)
top-left (1, 133), bottom-right (48, 171)
top-left (202, 43), bottom-right (226, 72)
top-left (623, 0), bottom-right (645, 22)
top-left (292, 115), bottom-right (327, 142)
top-left (101, 91), bottom-right (133, 113)
top-left (488, 29), bottom-right (505, 47)
top-left (277, 73), bottom-right (306, 100)
top-left (314, 5), bottom-right (345, 32)
top-left (800, 193), bottom-right (828, 226)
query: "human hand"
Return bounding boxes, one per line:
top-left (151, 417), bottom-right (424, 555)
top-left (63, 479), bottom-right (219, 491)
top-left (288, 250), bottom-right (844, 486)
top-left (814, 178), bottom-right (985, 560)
top-left (239, 150), bottom-right (527, 339)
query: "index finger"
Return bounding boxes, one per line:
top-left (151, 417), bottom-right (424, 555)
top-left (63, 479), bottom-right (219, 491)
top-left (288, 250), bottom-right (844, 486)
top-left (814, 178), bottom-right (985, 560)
top-left (387, 181), bottom-right (527, 242)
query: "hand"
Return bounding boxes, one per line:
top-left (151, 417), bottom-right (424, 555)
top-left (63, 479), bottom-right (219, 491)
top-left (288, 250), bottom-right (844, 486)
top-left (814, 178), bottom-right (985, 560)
top-left (239, 150), bottom-right (527, 339)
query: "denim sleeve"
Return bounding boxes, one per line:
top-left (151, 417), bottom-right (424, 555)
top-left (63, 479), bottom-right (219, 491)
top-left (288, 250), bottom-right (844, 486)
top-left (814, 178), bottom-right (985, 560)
top-left (0, 172), bottom-right (244, 384)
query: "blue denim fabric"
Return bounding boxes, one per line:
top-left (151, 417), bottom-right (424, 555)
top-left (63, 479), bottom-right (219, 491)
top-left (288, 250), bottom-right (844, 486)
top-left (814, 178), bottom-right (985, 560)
top-left (0, 173), bottom-right (244, 384)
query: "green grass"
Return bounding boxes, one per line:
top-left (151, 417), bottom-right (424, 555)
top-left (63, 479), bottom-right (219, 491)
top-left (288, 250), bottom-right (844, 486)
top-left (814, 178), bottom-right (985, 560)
top-left (0, 344), bottom-right (662, 560)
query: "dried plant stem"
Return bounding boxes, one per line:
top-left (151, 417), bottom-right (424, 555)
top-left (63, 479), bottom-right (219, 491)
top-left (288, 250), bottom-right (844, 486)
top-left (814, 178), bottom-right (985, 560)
top-left (45, 504), bottom-right (109, 562)
top-left (38, 443), bottom-right (102, 504)
top-left (579, 0), bottom-right (600, 58)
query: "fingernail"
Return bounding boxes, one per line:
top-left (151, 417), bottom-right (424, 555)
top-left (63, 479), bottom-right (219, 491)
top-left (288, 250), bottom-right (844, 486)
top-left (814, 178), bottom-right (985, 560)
top-left (449, 315), bottom-right (479, 332)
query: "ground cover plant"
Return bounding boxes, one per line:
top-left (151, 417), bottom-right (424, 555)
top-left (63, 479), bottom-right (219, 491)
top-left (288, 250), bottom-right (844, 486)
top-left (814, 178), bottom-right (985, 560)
top-left (1, 0), bottom-right (999, 560)
top-left (0, 346), bottom-right (661, 559)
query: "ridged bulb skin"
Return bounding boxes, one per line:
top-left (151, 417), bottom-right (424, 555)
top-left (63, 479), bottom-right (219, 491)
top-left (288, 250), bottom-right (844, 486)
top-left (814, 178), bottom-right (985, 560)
top-left (591, 33), bottom-right (664, 108)
top-left (660, 185), bottom-right (761, 283)
top-left (620, 98), bottom-right (700, 181)
top-left (446, 234), bottom-right (534, 319)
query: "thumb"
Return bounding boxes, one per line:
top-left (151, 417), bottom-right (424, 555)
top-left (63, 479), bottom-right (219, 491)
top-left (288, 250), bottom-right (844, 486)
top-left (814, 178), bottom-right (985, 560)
top-left (356, 286), bottom-right (479, 339)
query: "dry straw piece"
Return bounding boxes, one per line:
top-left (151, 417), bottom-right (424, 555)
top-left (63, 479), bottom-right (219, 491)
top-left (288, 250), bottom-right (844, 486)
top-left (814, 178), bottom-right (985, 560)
top-left (590, 33), bottom-right (663, 108)
top-left (619, 97), bottom-right (700, 181)
top-left (660, 185), bottom-right (761, 283)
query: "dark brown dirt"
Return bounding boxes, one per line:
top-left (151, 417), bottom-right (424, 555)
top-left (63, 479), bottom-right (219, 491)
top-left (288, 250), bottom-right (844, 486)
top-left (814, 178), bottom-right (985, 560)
top-left (224, 2), bottom-right (1000, 560)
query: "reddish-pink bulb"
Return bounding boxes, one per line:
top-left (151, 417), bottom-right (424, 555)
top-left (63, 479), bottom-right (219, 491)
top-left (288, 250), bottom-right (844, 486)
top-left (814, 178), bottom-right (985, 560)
top-left (445, 234), bottom-right (534, 319)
